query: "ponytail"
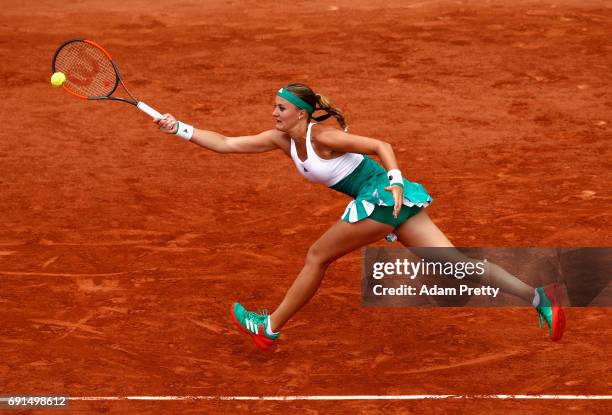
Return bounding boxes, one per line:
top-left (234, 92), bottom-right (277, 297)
top-left (284, 83), bottom-right (349, 132)
top-left (312, 93), bottom-right (348, 132)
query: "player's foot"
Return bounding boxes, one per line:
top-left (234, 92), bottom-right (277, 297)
top-left (231, 303), bottom-right (280, 350)
top-left (535, 283), bottom-right (566, 341)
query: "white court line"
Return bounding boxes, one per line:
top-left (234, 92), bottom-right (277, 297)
top-left (67, 395), bottom-right (612, 401)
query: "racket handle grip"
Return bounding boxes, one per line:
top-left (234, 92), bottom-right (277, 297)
top-left (137, 101), bottom-right (163, 119)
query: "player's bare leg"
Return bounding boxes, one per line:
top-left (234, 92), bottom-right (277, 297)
top-left (393, 209), bottom-right (534, 303)
top-left (269, 219), bottom-right (392, 332)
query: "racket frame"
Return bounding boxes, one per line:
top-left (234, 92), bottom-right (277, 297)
top-left (51, 38), bottom-right (163, 119)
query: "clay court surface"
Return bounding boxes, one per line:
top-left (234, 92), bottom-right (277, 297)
top-left (1, 0), bottom-right (611, 413)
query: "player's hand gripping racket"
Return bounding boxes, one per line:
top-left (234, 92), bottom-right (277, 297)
top-left (51, 38), bottom-right (163, 119)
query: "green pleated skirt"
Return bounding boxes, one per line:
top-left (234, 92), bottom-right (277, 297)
top-left (330, 155), bottom-right (432, 229)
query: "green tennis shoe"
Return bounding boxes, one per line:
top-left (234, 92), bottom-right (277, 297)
top-left (535, 283), bottom-right (566, 341)
top-left (231, 303), bottom-right (280, 350)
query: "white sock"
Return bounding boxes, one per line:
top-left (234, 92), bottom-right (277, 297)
top-left (532, 289), bottom-right (540, 307)
top-left (266, 316), bottom-right (278, 336)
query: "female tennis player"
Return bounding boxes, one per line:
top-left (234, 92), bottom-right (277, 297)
top-left (154, 83), bottom-right (565, 349)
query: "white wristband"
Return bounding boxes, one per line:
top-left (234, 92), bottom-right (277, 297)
top-left (175, 121), bottom-right (194, 141)
top-left (387, 169), bottom-right (403, 186)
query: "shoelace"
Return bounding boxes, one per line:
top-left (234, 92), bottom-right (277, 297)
top-left (536, 285), bottom-right (562, 336)
top-left (245, 309), bottom-right (269, 330)
top-left (537, 310), bottom-right (545, 328)
top-left (536, 305), bottom-right (553, 332)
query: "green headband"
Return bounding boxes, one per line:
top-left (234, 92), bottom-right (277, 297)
top-left (277, 87), bottom-right (314, 115)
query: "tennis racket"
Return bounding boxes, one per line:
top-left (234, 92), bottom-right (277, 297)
top-left (51, 38), bottom-right (163, 119)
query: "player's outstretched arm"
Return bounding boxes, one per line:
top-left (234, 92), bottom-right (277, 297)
top-left (155, 114), bottom-right (282, 154)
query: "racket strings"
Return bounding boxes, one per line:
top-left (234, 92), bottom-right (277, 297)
top-left (54, 41), bottom-right (117, 98)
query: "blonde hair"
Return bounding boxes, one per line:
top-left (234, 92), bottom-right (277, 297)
top-left (285, 83), bottom-right (348, 131)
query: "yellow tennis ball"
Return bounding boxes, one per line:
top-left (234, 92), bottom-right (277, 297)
top-left (50, 72), bottom-right (66, 88)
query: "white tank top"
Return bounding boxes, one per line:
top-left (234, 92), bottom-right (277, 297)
top-left (290, 123), bottom-right (364, 187)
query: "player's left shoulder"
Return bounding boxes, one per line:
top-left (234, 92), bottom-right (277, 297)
top-left (311, 123), bottom-right (346, 144)
top-left (311, 123), bottom-right (338, 134)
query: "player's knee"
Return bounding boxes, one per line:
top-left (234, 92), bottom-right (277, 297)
top-left (305, 244), bottom-right (333, 269)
